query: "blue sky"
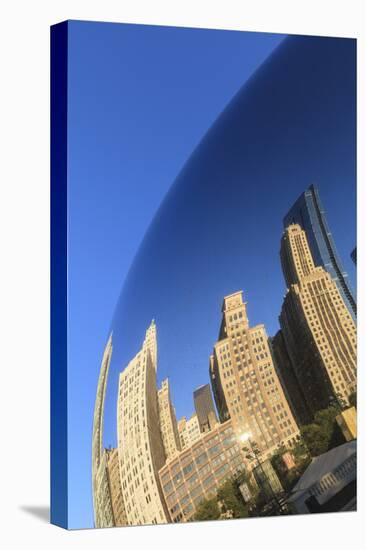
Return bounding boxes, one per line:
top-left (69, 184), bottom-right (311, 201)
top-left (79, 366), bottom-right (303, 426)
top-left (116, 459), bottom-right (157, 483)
top-left (66, 22), bottom-right (356, 529)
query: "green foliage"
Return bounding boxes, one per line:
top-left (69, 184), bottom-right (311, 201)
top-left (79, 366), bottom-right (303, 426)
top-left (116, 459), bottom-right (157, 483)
top-left (193, 476), bottom-right (251, 522)
top-left (292, 438), bottom-right (309, 461)
top-left (193, 497), bottom-right (220, 522)
top-left (300, 405), bottom-right (344, 457)
top-left (270, 447), bottom-right (304, 492)
top-left (349, 391), bottom-right (357, 409)
top-left (217, 478), bottom-right (249, 519)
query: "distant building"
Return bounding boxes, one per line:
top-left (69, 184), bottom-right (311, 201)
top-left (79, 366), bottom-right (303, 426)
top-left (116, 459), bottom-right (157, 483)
top-left (209, 354), bottom-right (229, 423)
top-left (193, 384), bottom-right (218, 432)
top-left (158, 379), bottom-right (181, 460)
top-left (92, 334), bottom-right (114, 528)
top-left (210, 291), bottom-right (300, 461)
top-left (280, 224), bottom-right (357, 414)
top-left (105, 448), bottom-right (127, 526)
top-left (178, 414), bottom-right (201, 450)
top-left (117, 322), bottom-right (169, 525)
top-left (283, 184), bottom-right (356, 320)
top-left (287, 440), bottom-right (356, 514)
top-left (159, 420), bottom-right (245, 522)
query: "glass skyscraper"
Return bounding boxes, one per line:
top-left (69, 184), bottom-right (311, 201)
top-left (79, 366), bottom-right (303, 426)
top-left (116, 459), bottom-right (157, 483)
top-left (283, 184), bottom-right (356, 321)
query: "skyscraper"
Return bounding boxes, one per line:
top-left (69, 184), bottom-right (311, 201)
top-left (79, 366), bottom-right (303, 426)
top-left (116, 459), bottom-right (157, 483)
top-left (283, 184), bottom-right (356, 320)
top-left (210, 291), bottom-right (299, 460)
top-left (158, 378), bottom-right (181, 460)
top-left (92, 334), bottom-right (113, 527)
top-left (279, 224), bottom-right (357, 414)
top-left (105, 448), bottom-right (127, 526)
top-left (117, 322), bottom-right (169, 525)
top-left (177, 414), bottom-right (201, 450)
top-left (193, 384), bottom-right (218, 433)
top-left (270, 330), bottom-right (311, 425)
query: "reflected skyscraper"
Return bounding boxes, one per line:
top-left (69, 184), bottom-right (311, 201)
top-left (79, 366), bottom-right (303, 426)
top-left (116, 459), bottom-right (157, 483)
top-left (117, 322), bottom-right (168, 525)
top-left (177, 414), bottom-right (201, 449)
top-left (210, 291), bottom-right (299, 460)
top-left (105, 448), bottom-right (127, 526)
top-left (270, 330), bottom-right (311, 425)
top-left (158, 378), bottom-right (181, 460)
top-left (193, 384), bottom-right (218, 433)
top-left (279, 224), bottom-right (357, 414)
top-left (283, 184), bottom-right (356, 320)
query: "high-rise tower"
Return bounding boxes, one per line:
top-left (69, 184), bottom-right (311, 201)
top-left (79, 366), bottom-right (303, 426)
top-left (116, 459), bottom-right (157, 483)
top-left (105, 448), bottom-right (127, 526)
top-left (193, 384), bottom-right (218, 433)
top-left (283, 184), bottom-right (356, 320)
top-left (158, 378), bottom-right (181, 460)
top-left (280, 224), bottom-right (357, 414)
top-left (177, 414), bottom-right (201, 449)
top-left (210, 292), bottom-right (299, 459)
top-left (117, 322), bottom-right (168, 526)
top-left (270, 330), bottom-right (311, 425)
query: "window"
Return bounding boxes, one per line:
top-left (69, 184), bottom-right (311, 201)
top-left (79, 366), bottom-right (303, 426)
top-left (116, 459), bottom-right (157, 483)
top-left (203, 475), bottom-right (214, 488)
top-left (195, 452), bottom-right (208, 466)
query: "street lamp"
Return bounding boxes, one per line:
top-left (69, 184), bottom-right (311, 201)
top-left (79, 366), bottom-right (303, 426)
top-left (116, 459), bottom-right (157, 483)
top-left (238, 431), bottom-right (285, 515)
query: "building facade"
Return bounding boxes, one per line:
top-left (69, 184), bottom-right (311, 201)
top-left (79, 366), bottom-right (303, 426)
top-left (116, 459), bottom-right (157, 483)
top-left (158, 378), bottom-right (181, 461)
top-left (193, 384), bottom-right (218, 433)
top-left (92, 334), bottom-right (113, 527)
top-left (159, 420), bottom-right (245, 522)
top-left (270, 330), bottom-right (311, 425)
top-left (117, 322), bottom-right (169, 525)
top-left (210, 292), bottom-right (300, 461)
top-left (283, 184), bottom-right (356, 320)
top-left (178, 414), bottom-right (201, 450)
top-left (279, 224), bottom-right (357, 414)
top-left (94, 450), bottom-right (115, 528)
top-left (105, 448), bottom-right (127, 526)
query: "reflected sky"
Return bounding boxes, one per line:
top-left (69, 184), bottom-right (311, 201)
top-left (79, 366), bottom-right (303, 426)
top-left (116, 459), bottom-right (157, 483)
top-left (67, 23), bottom-right (356, 529)
top-left (104, 34), bottom-right (356, 457)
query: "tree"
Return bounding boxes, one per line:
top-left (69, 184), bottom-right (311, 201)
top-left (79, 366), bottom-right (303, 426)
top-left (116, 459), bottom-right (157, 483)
top-left (193, 497), bottom-right (220, 522)
top-left (349, 391), bottom-right (357, 409)
top-left (300, 405), bottom-right (344, 457)
top-left (217, 478), bottom-right (249, 519)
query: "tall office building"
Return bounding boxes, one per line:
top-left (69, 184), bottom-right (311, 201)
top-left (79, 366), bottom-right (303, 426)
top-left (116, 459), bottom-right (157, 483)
top-left (117, 321), bottom-right (169, 525)
top-left (193, 384), bottom-right (218, 433)
top-left (158, 378), bottom-right (181, 461)
top-left (105, 448), bottom-right (127, 526)
top-left (209, 354), bottom-right (230, 423)
top-left (178, 414), bottom-right (201, 450)
top-left (210, 291), bottom-right (299, 460)
top-left (279, 224), bottom-right (357, 414)
top-left (92, 334), bottom-right (114, 527)
top-left (270, 330), bottom-right (311, 425)
top-left (283, 184), bottom-right (356, 320)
